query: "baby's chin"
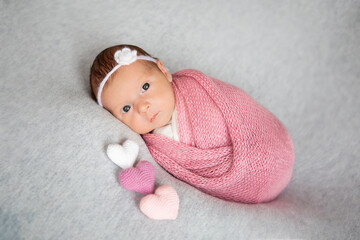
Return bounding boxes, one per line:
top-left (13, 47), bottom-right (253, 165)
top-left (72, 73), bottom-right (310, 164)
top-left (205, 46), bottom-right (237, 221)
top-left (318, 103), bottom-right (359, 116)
top-left (132, 128), bottom-right (150, 135)
top-left (134, 126), bottom-right (157, 135)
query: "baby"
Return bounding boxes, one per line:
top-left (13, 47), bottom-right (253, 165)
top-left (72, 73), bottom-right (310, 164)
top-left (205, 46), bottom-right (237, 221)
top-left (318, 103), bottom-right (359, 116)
top-left (90, 45), bottom-right (178, 138)
top-left (90, 44), bottom-right (295, 203)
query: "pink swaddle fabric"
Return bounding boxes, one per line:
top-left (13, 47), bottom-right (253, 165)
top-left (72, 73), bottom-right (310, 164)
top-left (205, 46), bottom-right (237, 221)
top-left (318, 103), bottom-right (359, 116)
top-left (142, 69), bottom-right (295, 203)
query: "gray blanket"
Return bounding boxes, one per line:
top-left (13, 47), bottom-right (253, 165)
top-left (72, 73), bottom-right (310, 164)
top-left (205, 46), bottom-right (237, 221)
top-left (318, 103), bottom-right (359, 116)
top-left (1, 0), bottom-right (359, 239)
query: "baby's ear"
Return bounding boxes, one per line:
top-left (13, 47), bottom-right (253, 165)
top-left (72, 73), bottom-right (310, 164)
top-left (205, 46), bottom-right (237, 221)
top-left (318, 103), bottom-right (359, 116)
top-left (156, 60), bottom-right (172, 82)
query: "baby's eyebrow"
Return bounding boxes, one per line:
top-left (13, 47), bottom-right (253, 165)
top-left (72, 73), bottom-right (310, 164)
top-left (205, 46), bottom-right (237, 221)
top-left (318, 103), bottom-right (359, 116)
top-left (135, 72), bottom-right (150, 90)
top-left (137, 70), bottom-right (148, 82)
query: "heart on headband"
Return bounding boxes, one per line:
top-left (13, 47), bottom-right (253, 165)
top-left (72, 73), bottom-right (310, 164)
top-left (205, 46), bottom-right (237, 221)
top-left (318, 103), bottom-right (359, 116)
top-left (119, 161), bottom-right (156, 194)
top-left (139, 185), bottom-right (179, 220)
top-left (106, 140), bottom-right (139, 169)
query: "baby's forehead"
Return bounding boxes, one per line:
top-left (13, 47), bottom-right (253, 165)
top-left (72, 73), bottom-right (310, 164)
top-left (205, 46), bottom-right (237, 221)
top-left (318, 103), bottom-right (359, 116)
top-left (139, 60), bottom-right (158, 72)
top-left (107, 61), bottom-right (154, 87)
top-left (122, 60), bottom-right (156, 74)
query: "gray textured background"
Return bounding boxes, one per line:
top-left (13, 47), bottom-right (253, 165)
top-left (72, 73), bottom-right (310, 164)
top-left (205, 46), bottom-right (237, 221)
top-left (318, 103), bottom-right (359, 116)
top-left (1, 0), bottom-right (359, 239)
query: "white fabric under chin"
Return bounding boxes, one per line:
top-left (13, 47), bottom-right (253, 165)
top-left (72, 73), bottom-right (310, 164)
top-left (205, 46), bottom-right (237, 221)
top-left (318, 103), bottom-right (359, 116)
top-left (152, 108), bottom-right (179, 141)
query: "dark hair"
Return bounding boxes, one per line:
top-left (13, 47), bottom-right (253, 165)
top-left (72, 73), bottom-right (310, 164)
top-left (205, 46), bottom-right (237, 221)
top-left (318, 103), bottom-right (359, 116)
top-left (90, 44), bottom-right (157, 101)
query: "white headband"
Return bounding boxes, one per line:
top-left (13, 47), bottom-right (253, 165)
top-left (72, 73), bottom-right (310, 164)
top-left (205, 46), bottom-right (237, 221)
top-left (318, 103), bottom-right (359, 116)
top-left (97, 47), bottom-right (157, 107)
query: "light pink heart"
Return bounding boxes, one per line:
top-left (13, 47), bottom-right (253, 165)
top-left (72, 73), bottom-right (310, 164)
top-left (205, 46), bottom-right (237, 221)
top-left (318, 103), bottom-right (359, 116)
top-left (139, 185), bottom-right (179, 220)
top-left (119, 161), bottom-right (156, 194)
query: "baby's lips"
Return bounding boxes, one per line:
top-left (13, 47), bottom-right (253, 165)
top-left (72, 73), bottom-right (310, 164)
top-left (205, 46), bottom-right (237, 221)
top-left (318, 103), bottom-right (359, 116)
top-left (150, 112), bottom-right (159, 123)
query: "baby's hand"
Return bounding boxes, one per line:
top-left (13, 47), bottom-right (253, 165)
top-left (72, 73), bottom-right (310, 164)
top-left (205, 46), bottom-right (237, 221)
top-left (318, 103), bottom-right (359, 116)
top-left (106, 140), bottom-right (139, 169)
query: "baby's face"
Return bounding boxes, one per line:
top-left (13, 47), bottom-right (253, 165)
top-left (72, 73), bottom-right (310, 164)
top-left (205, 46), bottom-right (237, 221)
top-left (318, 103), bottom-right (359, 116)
top-left (101, 60), bottom-right (175, 134)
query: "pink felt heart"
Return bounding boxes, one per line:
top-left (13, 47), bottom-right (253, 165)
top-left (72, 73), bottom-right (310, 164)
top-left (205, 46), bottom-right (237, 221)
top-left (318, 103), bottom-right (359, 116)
top-left (139, 185), bottom-right (179, 220)
top-left (119, 161), bottom-right (156, 194)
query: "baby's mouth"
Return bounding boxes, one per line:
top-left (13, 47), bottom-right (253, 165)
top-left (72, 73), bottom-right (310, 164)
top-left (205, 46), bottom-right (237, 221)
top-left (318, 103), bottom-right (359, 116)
top-left (150, 112), bottom-right (159, 123)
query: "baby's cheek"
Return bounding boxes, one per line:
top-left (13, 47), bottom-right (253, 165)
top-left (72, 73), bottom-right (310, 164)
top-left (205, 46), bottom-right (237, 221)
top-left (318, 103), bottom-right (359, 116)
top-left (127, 115), bottom-right (147, 134)
top-left (116, 114), bottom-right (132, 128)
top-left (114, 114), bottom-right (124, 123)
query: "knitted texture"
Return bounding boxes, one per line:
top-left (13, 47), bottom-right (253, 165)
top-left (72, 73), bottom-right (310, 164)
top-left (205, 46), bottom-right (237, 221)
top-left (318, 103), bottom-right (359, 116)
top-left (142, 69), bottom-right (295, 203)
top-left (119, 161), bottom-right (156, 194)
top-left (139, 185), bottom-right (179, 220)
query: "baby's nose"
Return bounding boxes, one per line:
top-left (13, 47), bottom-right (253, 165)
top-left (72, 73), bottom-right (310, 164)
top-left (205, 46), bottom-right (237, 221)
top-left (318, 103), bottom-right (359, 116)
top-left (137, 100), bottom-right (150, 113)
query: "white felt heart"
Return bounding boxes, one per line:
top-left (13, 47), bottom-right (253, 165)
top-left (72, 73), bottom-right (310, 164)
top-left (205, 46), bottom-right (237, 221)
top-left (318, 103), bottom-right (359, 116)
top-left (106, 140), bottom-right (139, 169)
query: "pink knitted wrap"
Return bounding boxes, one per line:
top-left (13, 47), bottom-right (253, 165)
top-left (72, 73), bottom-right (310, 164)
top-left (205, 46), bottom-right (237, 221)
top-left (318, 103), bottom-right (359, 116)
top-left (142, 69), bottom-right (295, 203)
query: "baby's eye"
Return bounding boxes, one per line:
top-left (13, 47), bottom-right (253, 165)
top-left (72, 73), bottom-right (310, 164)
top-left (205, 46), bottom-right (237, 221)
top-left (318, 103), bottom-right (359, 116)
top-left (142, 82), bottom-right (150, 92)
top-left (122, 105), bottom-right (131, 113)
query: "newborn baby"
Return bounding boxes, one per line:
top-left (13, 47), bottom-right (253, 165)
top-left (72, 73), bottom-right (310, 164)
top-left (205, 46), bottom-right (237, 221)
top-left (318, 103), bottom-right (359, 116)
top-left (90, 44), bottom-right (295, 203)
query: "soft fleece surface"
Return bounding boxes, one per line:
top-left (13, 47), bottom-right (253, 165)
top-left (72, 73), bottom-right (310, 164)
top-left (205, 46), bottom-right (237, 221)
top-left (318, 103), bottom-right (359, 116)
top-left (1, 0), bottom-right (359, 239)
